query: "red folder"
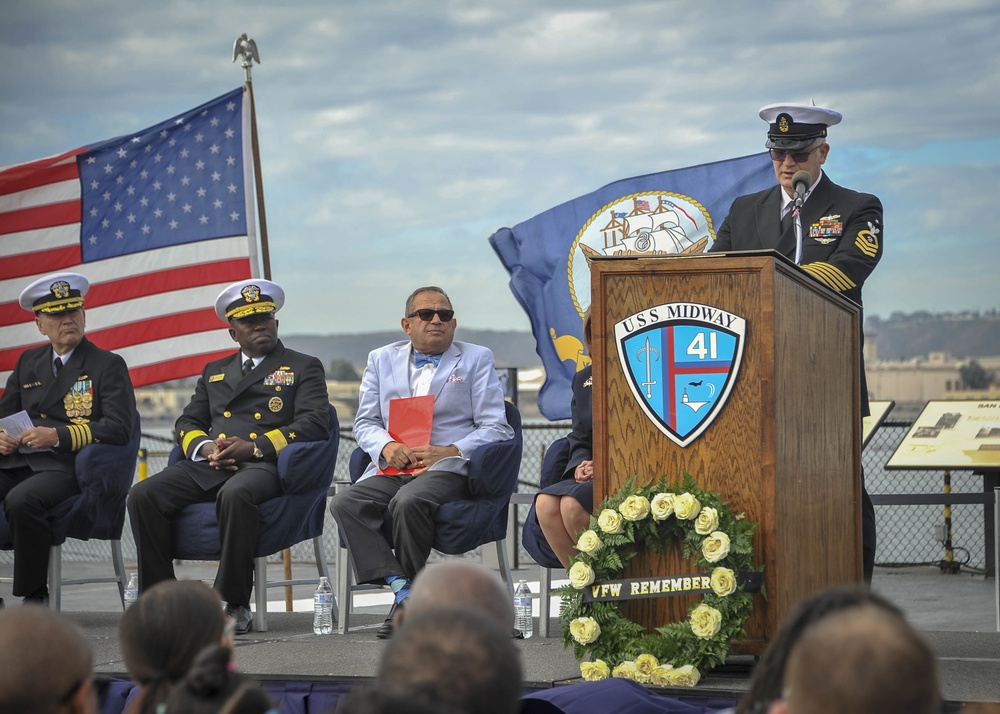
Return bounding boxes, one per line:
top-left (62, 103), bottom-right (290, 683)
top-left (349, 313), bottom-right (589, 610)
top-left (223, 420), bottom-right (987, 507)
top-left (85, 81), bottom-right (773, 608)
top-left (379, 395), bottom-right (435, 475)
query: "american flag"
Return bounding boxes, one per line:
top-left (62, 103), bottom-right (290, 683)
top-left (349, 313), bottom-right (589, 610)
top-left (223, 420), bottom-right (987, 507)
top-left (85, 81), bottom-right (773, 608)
top-left (0, 87), bottom-right (258, 392)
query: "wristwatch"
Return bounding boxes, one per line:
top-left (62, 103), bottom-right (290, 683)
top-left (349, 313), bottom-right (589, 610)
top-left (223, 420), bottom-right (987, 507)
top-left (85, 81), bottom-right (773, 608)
top-left (252, 442), bottom-right (264, 460)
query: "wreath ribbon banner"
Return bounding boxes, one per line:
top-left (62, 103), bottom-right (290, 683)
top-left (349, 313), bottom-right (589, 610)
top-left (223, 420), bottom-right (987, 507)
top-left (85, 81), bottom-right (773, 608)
top-left (558, 472), bottom-right (763, 688)
top-left (583, 571), bottom-right (763, 603)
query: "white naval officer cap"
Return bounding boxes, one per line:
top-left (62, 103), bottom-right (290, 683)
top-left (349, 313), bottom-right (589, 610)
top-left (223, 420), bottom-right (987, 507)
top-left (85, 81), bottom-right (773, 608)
top-left (19, 272), bottom-right (89, 314)
top-left (760, 103), bottom-right (843, 151)
top-left (215, 279), bottom-right (285, 323)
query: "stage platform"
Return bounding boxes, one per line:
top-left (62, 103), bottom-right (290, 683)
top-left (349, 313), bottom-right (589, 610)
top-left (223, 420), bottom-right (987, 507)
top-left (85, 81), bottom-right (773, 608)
top-left (3, 560), bottom-right (998, 710)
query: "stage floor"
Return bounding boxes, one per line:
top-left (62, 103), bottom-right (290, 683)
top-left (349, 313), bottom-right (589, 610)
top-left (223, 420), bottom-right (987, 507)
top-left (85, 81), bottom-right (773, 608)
top-left (3, 560), bottom-right (997, 707)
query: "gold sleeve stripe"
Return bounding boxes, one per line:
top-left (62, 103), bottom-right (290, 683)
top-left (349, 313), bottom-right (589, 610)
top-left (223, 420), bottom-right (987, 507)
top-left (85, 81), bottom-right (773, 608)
top-left (802, 262), bottom-right (856, 292)
top-left (67, 424), bottom-right (93, 451)
top-left (182, 430), bottom-right (210, 453)
top-left (263, 429), bottom-right (289, 454)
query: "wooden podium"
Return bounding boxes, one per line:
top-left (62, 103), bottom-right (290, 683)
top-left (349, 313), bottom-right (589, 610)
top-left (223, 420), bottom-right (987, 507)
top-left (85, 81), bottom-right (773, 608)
top-left (589, 252), bottom-right (863, 655)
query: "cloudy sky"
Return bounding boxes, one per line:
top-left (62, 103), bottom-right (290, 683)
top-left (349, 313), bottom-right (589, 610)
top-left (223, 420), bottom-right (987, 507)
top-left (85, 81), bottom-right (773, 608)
top-left (2, 0), bottom-right (998, 336)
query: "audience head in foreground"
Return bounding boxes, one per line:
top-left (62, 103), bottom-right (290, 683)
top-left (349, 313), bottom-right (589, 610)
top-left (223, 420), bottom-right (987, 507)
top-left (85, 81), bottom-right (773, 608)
top-left (736, 585), bottom-right (904, 714)
top-left (398, 560), bottom-right (514, 629)
top-left (767, 603), bottom-right (940, 714)
top-left (163, 645), bottom-right (275, 714)
top-left (0, 606), bottom-right (97, 714)
top-left (375, 607), bottom-right (522, 714)
top-left (119, 579), bottom-right (232, 714)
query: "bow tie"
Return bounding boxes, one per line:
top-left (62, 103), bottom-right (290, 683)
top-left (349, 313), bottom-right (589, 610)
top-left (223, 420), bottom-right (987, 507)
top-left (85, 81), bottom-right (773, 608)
top-left (414, 352), bottom-right (442, 368)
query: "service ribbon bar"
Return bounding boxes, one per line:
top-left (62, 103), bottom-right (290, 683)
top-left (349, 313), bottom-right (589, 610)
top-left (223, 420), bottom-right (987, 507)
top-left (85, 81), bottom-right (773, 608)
top-left (582, 571), bottom-right (763, 603)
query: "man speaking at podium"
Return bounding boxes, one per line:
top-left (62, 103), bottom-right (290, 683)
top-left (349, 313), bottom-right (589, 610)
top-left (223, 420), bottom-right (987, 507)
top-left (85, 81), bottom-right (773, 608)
top-left (710, 103), bottom-right (883, 584)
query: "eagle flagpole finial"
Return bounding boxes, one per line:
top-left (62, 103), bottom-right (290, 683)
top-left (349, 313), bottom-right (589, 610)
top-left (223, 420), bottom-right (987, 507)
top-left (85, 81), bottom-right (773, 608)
top-left (232, 33), bottom-right (261, 82)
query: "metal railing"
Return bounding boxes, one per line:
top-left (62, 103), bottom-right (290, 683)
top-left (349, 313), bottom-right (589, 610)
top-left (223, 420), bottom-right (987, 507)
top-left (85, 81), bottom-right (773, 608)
top-left (2, 418), bottom-right (995, 580)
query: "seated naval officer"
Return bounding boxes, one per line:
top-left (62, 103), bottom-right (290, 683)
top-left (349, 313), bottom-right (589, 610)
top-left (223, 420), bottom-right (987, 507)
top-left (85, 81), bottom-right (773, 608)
top-left (127, 279), bottom-right (330, 634)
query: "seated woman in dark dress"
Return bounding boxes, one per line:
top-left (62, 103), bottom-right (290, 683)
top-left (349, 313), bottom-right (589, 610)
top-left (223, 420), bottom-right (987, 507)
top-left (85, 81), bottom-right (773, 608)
top-left (523, 311), bottom-right (593, 569)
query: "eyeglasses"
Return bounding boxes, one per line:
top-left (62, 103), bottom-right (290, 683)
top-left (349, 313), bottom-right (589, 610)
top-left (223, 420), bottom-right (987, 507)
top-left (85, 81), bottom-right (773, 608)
top-left (769, 146), bottom-right (822, 163)
top-left (406, 308), bottom-right (455, 322)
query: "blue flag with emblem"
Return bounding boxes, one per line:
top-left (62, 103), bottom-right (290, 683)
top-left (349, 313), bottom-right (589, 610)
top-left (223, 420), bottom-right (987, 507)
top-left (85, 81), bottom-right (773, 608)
top-left (489, 153), bottom-right (774, 420)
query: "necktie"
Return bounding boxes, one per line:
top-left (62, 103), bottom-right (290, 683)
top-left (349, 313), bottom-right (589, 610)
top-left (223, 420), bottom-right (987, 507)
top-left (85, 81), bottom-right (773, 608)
top-left (53, 357), bottom-right (63, 377)
top-left (414, 353), bottom-right (441, 369)
top-left (242, 358), bottom-right (254, 376)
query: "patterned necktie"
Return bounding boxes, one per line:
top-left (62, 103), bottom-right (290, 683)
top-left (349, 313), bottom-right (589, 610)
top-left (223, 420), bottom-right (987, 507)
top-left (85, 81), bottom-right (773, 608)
top-left (242, 358), bottom-right (254, 376)
top-left (414, 352), bottom-right (441, 368)
top-left (780, 206), bottom-right (794, 235)
top-left (53, 357), bottom-right (63, 377)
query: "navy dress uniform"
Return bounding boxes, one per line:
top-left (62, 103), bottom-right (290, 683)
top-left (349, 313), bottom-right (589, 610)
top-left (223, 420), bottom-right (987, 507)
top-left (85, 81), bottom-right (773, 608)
top-left (0, 272), bottom-right (135, 602)
top-left (710, 103), bottom-right (882, 583)
top-left (127, 280), bottom-right (329, 631)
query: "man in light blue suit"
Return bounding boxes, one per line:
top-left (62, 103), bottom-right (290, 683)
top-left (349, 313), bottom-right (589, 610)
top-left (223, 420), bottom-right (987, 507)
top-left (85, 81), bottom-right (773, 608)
top-left (330, 286), bottom-right (513, 638)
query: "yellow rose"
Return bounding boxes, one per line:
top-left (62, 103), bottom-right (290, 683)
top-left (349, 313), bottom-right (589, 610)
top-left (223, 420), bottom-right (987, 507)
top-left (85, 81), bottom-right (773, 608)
top-left (569, 617), bottom-right (601, 645)
top-left (611, 661), bottom-right (638, 680)
top-left (568, 561), bottom-right (595, 589)
top-left (673, 492), bottom-right (702, 520)
top-left (618, 494), bottom-right (651, 521)
top-left (575, 529), bottom-right (604, 555)
top-left (666, 664), bottom-right (701, 687)
top-left (580, 660), bottom-right (609, 681)
top-left (633, 654), bottom-right (658, 683)
top-left (702, 530), bottom-right (731, 563)
top-left (710, 566), bottom-right (737, 596)
top-left (597, 508), bottom-right (624, 534)
top-left (694, 506), bottom-right (719, 534)
top-left (690, 603), bottom-right (723, 639)
top-left (650, 492), bottom-right (675, 521)
top-left (650, 664), bottom-right (674, 686)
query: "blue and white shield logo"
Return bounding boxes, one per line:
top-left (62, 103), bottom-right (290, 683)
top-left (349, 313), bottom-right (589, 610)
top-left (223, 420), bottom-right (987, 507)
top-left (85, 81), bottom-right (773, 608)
top-left (615, 302), bottom-right (746, 447)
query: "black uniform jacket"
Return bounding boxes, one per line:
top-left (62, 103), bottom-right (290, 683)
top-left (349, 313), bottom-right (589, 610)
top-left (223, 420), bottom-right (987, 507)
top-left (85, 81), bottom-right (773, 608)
top-left (175, 340), bottom-right (329, 488)
top-left (0, 337), bottom-right (136, 473)
top-left (710, 173), bottom-right (883, 308)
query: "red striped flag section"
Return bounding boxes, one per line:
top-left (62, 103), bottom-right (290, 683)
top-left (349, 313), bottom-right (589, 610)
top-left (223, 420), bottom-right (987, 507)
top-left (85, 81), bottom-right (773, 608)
top-left (0, 87), bottom-right (258, 393)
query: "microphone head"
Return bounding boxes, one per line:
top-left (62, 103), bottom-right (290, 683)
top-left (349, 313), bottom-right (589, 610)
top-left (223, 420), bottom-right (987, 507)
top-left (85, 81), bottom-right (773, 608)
top-left (792, 170), bottom-right (812, 195)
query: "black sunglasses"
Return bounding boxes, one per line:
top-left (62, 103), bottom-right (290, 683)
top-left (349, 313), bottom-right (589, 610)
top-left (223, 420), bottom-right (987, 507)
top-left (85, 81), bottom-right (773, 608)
top-left (407, 308), bottom-right (455, 322)
top-left (769, 146), bottom-right (822, 163)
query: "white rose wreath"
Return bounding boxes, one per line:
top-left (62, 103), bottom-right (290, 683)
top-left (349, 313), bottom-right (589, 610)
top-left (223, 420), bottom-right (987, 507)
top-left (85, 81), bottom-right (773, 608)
top-left (559, 473), bottom-right (762, 687)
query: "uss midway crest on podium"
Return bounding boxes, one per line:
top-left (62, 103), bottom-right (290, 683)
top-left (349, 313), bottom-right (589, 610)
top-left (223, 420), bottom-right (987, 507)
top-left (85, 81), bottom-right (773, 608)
top-left (615, 302), bottom-right (746, 447)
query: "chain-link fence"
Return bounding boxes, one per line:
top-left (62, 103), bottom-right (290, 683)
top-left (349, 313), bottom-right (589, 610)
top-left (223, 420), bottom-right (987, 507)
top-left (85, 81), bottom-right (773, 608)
top-left (2, 418), bottom-right (991, 574)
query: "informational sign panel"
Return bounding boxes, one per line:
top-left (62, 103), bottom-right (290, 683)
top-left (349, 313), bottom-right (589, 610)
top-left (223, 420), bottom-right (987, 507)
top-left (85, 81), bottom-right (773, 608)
top-left (862, 400), bottom-right (895, 449)
top-left (886, 400), bottom-right (1000, 470)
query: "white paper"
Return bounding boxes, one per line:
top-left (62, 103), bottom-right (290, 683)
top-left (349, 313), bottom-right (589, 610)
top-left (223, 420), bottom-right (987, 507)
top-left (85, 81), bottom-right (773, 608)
top-left (0, 410), bottom-right (50, 453)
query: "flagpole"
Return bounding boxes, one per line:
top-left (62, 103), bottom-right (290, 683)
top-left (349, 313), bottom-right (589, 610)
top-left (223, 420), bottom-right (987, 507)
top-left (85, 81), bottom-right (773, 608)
top-left (233, 35), bottom-right (292, 610)
top-left (233, 34), bottom-right (272, 281)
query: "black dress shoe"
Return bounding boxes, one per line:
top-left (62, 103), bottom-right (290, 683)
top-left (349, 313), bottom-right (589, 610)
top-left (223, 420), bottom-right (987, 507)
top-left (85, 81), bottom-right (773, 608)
top-left (22, 589), bottom-right (49, 606)
top-left (225, 604), bottom-right (253, 635)
top-left (376, 600), bottom-right (403, 639)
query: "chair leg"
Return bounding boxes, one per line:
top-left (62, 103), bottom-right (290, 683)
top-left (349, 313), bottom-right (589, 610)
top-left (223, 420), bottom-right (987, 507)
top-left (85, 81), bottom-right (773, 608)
top-left (48, 544), bottom-right (62, 611)
top-left (253, 557), bottom-right (268, 632)
top-left (111, 539), bottom-right (127, 611)
top-left (313, 536), bottom-right (337, 622)
top-left (336, 543), bottom-right (352, 635)
top-left (539, 566), bottom-right (552, 638)
top-left (494, 538), bottom-right (515, 598)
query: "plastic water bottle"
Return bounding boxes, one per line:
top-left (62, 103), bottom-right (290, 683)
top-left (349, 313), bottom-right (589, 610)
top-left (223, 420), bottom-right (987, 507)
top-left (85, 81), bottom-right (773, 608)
top-left (313, 576), bottom-right (334, 635)
top-left (514, 579), bottom-right (533, 639)
top-left (123, 573), bottom-right (139, 610)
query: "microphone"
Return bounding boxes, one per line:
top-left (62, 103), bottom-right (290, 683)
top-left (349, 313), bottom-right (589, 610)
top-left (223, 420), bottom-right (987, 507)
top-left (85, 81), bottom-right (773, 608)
top-left (792, 170), bottom-right (812, 208)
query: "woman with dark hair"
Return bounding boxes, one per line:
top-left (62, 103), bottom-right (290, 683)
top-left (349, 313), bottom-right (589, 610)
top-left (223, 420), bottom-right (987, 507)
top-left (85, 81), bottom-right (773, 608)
top-left (164, 645), bottom-right (275, 714)
top-left (523, 309), bottom-right (594, 569)
top-left (119, 579), bottom-right (233, 714)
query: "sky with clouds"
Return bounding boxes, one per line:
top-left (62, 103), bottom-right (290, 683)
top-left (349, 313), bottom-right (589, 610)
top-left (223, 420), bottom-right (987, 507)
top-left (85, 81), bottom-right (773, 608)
top-left (2, 0), bottom-right (998, 336)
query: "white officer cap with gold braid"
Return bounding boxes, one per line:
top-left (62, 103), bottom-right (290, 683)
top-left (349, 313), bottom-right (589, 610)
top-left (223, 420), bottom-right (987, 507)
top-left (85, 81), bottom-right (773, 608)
top-left (19, 272), bottom-right (89, 314)
top-left (215, 279), bottom-right (285, 323)
top-left (759, 103), bottom-right (842, 151)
